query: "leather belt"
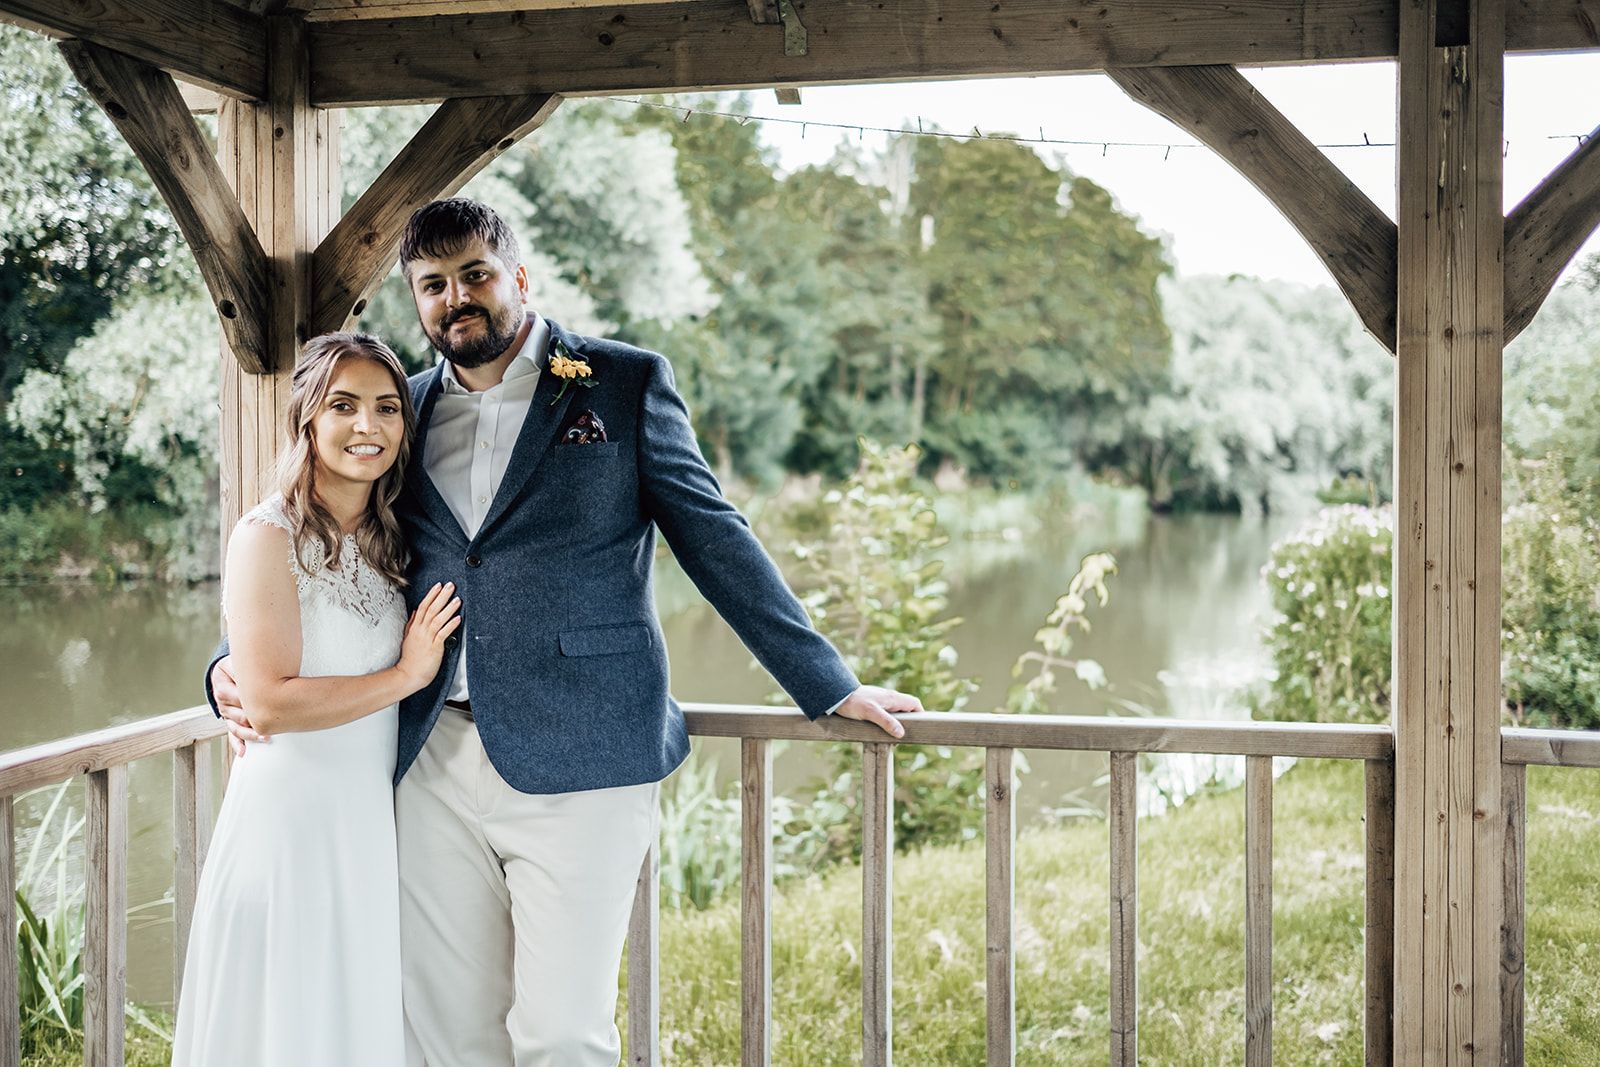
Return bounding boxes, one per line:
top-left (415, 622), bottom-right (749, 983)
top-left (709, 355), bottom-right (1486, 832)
top-left (444, 699), bottom-right (473, 720)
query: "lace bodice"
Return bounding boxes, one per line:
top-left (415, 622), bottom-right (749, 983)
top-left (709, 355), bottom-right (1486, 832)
top-left (233, 495), bottom-right (406, 679)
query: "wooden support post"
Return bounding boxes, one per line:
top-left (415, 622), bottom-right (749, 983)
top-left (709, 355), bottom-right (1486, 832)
top-left (59, 41), bottom-right (274, 374)
top-left (1394, 0), bottom-right (1506, 1060)
top-left (0, 795), bottom-right (17, 1067)
top-left (1244, 756), bottom-right (1273, 1066)
top-left (862, 743), bottom-right (893, 1067)
top-left (309, 92), bottom-right (561, 337)
top-left (173, 740), bottom-right (215, 1002)
top-left (217, 15), bottom-right (341, 544)
top-left (985, 747), bottom-right (1015, 1067)
top-left (627, 841), bottom-right (660, 1066)
top-left (84, 766), bottom-right (129, 1067)
top-left (1500, 763), bottom-right (1526, 1063)
top-left (1365, 759), bottom-right (1396, 1065)
top-left (740, 738), bottom-right (773, 1067)
top-left (1108, 752), bottom-right (1137, 1067)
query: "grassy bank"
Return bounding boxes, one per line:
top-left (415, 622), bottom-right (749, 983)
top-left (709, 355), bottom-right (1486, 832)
top-left (624, 758), bottom-right (1600, 1065)
top-left (25, 759), bottom-right (1600, 1063)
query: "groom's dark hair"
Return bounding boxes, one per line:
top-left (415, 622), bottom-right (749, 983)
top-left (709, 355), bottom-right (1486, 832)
top-left (398, 198), bottom-right (521, 278)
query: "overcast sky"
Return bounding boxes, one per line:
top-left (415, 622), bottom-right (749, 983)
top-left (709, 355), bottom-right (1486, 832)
top-left (679, 55), bottom-right (1599, 288)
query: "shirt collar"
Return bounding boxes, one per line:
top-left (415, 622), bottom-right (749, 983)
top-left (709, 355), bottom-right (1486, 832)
top-left (438, 312), bottom-right (547, 395)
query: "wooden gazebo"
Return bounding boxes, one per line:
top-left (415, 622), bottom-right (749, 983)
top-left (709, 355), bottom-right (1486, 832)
top-left (1, 0), bottom-right (1599, 1061)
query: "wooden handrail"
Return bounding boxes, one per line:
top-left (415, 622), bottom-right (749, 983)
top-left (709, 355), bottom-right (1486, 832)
top-left (1502, 726), bottom-right (1600, 767)
top-left (0, 706), bottom-right (225, 797)
top-left (680, 705), bottom-right (1395, 760)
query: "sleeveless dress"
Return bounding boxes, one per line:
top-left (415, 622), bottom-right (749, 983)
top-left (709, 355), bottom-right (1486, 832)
top-left (172, 496), bottom-right (408, 1066)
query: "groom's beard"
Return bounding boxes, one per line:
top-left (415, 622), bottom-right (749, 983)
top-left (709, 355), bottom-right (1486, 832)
top-left (426, 303), bottom-right (523, 369)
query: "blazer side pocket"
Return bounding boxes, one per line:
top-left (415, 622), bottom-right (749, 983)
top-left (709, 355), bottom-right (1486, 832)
top-left (557, 621), bottom-right (653, 657)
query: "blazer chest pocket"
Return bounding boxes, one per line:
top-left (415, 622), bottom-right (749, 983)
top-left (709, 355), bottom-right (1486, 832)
top-left (558, 621), bottom-right (653, 657)
top-left (551, 440), bottom-right (621, 462)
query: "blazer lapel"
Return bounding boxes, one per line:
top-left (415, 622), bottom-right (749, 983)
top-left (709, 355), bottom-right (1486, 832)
top-left (406, 363), bottom-right (470, 544)
top-left (473, 319), bottom-right (583, 542)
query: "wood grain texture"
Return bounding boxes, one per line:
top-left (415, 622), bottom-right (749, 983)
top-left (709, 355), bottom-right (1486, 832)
top-left (0, 796), bottom-right (16, 1067)
top-left (1500, 764), bottom-right (1525, 1064)
top-left (1244, 756), bottom-right (1272, 1066)
top-left (1504, 126), bottom-right (1600, 342)
top-left (304, 0), bottom-right (1599, 106)
top-left (172, 741), bottom-right (215, 1004)
top-left (0, 707), bottom-right (225, 797)
top-left (740, 738), bottom-right (772, 1067)
top-left (1502, 727), bottom-right (1600, 766)
top-left (1395, 0), bottom-right (1507, 1055)
top-left (296, 0), bottom-right (693, 19)
top-left (1106, 63), bottom-right (1397, 352)
top-left (628, 842), bottom-right (660, 1066)
top-left (84, 766), bottom-right (128, 1067)
top-left (985, 747), bottom-right (1014, 1067)
top-left (0, 0), bottom-right (266, 97)
top-left (1109, 752), bottom-right (1137, 1067)
top-left (58, 41), bottom-right (272, 373)
top-left (1365, 759), bottom-right (1396, 1066)
top-left (310, 92), bottom-right (560, 336)
top-left (681, 705), bottom-right (1393, 759)
top-left (861, 742), bottom-right (892, 1067)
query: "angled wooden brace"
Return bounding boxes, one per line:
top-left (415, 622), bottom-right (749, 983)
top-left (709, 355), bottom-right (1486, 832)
top-left (1107, 64), bottom-right (1399, 354)
top-left (309, 93), bottom-right (562, 338)
top-left (59, 41), bottom-right (273, 374)
top-left (1504, 126), bottom-right (1600, 343)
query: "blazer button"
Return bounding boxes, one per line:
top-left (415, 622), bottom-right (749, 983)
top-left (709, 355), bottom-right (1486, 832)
top-left (465, 555), bottom-right (482, 568)
top-left (445, 635), bottom-right (459, 650)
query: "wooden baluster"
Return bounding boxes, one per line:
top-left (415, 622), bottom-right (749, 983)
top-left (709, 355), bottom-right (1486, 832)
top-left (985, 747), bottom-right (1015, 1067)
top-left (1, 795), bottom-right (18, 1067)
top-left (1364, 758), bottom-right (1396, 1065)
top-left (84, 766), bottom-right (128, 1067)
top-left (1244, 756), bottom-right (1272, 1067)
top-left (741, 738), bottom-right (773, 1066)
top-left (1501, 763), bottom-right (1526, 1063)
top-left (173, 739), bottom-right (216, 1003)
top-left (862, 742), bottom-right (893, 1067)
top-left (1109, 751), bottom-right (1137, 1067)
top-left (627, 840), bottom-right (660, 1066)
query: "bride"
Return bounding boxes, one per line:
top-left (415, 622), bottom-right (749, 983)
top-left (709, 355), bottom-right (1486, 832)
top-left (172, 332), bottom-right (460, 1065)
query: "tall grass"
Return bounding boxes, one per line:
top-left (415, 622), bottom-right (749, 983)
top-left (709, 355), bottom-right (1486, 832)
top-left (13, 783), bottom-right (172, 1059)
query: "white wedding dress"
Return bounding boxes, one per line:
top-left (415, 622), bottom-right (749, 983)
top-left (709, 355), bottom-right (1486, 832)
top-left (172, 496), bottom-right (407, 1066)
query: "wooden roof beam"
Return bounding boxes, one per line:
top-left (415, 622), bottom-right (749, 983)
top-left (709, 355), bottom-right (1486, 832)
top-left (59, 41), bottom-right (273, 373)
top-left (1, 0), bottom-right (266, 100)
top-left (305, 0), bottom-right (1599, 108)
top-left (1107, 64), bottom-right (1399, 353)
top-left (1504, 126), bottom-right (1600, 343)
top-left (310, 93), bottom-right (563, 337)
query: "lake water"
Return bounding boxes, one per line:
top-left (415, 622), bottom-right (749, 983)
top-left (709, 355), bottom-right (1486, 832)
top-left (0, 501), bottom-right (1304, 1009)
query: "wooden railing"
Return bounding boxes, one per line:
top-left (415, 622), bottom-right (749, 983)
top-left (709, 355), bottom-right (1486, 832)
top-left (636, 706), bottom-right (1398, 1067)
top-left (0, 707), bottom-right (226, 1067)
top-left (0, 705), bottom-right (1591, 1066)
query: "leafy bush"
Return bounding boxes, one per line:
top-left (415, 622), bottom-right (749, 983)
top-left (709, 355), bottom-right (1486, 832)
top-left (1259, 505), bottom-right (1393, 724)
top-left (1503, 458), bottom-right (1600, 728)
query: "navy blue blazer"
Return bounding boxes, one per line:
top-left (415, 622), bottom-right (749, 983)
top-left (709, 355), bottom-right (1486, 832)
top-left (211, 319), bottom-right (859, 795)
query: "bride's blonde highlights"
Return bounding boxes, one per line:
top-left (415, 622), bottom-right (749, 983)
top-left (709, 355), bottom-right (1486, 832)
top-left (275, 333), bottom-right (416, 588)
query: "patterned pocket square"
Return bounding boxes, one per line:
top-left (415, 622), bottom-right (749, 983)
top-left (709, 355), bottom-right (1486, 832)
top-left (560, 409), bottom-right (608, 445)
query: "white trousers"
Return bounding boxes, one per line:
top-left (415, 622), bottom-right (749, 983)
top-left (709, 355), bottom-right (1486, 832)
top-left (396, 709), bottom-right (659, 1067)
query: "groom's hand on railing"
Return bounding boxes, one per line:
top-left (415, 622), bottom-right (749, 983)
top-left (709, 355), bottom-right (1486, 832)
top-left (830, 685), bottom-right (923, 739)
top-left (211, 655), bottom-right (271, 757)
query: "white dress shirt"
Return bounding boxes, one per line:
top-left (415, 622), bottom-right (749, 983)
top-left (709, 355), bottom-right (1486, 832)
top-left (424, 314), bottom-right (548, 702)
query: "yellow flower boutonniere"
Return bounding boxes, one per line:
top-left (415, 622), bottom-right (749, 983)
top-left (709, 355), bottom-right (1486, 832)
top-left (547, 340), bottom-right (598, 406)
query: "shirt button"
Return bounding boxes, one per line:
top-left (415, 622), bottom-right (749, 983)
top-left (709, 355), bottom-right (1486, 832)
top-left (466, 555), bottom-right (482, 568)
top-left (478, 496), bottom-right (487, 504)
top-left (480, 440), bottom-right (489, 448)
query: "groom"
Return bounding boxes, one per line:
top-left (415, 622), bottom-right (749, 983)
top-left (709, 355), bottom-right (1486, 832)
top-left (209, 198), bottom-right (921, 1066)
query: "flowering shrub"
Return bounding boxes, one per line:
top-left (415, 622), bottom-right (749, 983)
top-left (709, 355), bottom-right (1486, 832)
top-left (1503, 459), bottom-right (1600, 728)
top-left (1260, 505), bottom-right (1393, 724)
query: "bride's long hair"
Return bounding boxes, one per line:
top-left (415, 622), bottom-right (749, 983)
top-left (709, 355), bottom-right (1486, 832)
top-left (275, 333), bottom-right (416, 587)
